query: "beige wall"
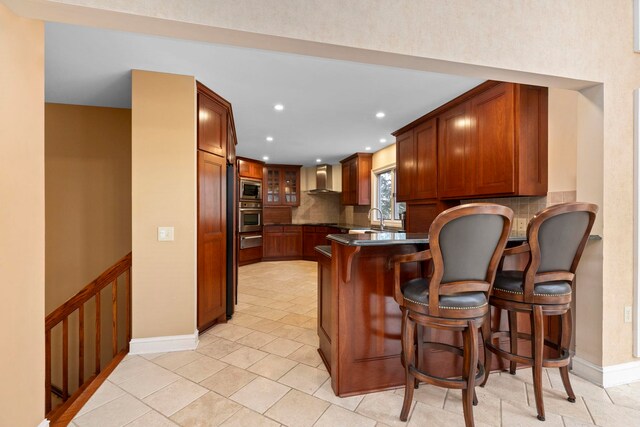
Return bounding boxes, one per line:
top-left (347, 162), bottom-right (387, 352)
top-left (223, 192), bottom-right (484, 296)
top-left (0, 3), bottom-right (45, 426)
top-left (372, 144), bottom-right (396, 171)
top-left (45, 103), bottom-right (132, 313)
top-left (131, 70), bottom-right (197, 338)
top-left (548, 88), bottom-right (578, 192)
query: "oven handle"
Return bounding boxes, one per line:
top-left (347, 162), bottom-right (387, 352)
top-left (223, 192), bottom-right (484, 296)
top-left (241, 235), bottom-right (262, 240)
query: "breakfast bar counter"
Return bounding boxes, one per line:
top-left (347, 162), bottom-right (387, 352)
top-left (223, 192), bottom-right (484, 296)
top-left (319, 232), bottom-right (528, 397)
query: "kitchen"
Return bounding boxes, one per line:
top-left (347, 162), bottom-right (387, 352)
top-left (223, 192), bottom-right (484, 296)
top-left (33, 9), bottom-right (632, 427)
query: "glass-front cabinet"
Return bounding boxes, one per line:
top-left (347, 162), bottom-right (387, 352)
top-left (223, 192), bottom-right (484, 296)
top-left (266, 168), bottom-right (281, 204)
top-left (264, 165), bottom-right (301, 206)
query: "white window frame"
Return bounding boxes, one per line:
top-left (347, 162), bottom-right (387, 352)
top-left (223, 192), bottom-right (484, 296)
top-left (371, 164), bottom-right (403, 228)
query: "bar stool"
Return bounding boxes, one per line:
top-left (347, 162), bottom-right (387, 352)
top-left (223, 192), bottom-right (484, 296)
top-left (390, 203), bottom-right (513, 427)
top-left (481, 202), bottom-right (597, 421)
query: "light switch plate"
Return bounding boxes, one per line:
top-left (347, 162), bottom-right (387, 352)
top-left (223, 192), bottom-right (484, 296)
top-left (157, 226), bottom-right (174, 241)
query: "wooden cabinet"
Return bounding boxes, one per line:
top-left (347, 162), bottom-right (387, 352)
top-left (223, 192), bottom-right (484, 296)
top-left (396, 118), bottom-right (438, 202)
top-left (263, 225), bottom-right (303, 260)
top-left (340, 153), bottom-right (372, 205)
top-left (197, 150), bottom-right (226, 331)
top-left (264, 165), bottom-right (301, 206)
top-left (437, 82), bottom-right (547, 199)
top-left (303, 226), bottom-right (332, 261)
top-left (196, 81), bottom-right (237, 331)
top-left (237, 157), bottom-right (264, 179)
top-left (437, 101), bottom-right (473, 198)
top-left (197, 87), bottom-right (227, 157)
top-left (317, 248), bottom-right (332, 372)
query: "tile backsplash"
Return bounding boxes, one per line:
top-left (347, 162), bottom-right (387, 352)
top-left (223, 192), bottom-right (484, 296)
top-left (339, 205), bottom-right (371, 226)
top-left (470, 191), bottom-right (576, 235)
top-left (291, 192), bottom-right (341, 224)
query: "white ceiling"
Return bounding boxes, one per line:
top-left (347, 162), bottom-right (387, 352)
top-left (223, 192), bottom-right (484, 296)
top-left (45, 22), bottom-right (483, 166)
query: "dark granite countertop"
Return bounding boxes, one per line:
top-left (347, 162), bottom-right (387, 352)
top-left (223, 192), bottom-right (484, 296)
top-left (314, 245), bottom-right (332, 258)
top-left (328, 232), bottom-right (601, 247)
top-left (264, 222), bottom-right (405, 232)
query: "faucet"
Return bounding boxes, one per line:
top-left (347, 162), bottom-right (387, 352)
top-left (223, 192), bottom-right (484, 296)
top-left (368, 207), bottom-right (385, 230)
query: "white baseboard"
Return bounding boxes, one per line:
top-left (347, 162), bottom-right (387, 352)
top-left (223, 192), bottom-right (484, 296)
top-left (572, 356), bottom-right (640, 387)
top-left (129, 331), bottom-right (199, 354)
top-left (37, 419), bottom-right (49, 427)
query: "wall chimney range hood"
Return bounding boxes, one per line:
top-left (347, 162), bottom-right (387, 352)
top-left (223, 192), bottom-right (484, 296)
top-left (308, 164), bottom-right (339, 193)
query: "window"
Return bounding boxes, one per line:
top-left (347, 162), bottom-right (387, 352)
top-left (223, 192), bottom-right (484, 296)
top-left (372, 166), bottom-right (406, 225)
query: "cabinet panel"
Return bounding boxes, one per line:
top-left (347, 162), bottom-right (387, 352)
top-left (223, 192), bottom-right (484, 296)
top-left (414, 119), bottom-right (438, 200)
top-left (471, 82), bottom-right (515, 195)
top-left (341, 162), bottom-right (352, 205)
top-left (238, 158), bottom-right (263, 179)
top-left (282, 168), bottom-right (300, 206)
top-left (265, 168), bottom-right (281, 205)
top-left (264, 166), bottom-right (300, 206)
top-left (340, 153), bottom-right (372, 206)
top-left (197, 92), bottom-right (227, 157)
top-left (197, 151), bottom-right (226, 330)
top-left (395, 131), bottom-right (414, 202)
top-left (437, 101), bottom-right (471, 198)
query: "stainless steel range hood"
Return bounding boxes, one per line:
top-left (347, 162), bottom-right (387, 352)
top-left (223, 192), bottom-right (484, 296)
top-left (307, 164), bottom-right (339, 193)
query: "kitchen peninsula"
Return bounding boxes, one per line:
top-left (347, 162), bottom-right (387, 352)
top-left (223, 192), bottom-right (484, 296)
top-left (318, 231), bottom-right (527, 397)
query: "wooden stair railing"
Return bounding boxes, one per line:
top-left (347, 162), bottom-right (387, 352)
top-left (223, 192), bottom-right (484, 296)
top-left (45, 252), bottom-right (132, 425)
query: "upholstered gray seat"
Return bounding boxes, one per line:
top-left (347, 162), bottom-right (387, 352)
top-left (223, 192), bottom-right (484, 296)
top-left (401, 278), bottom-right (488, 309)
top-left (494, 270), bottom-right (572, 297)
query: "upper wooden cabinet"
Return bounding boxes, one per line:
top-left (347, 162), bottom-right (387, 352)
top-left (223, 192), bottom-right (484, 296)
top-left (396, 118), bottom-right (438, 202)
top-left (237, 157), bottom-right (264, 180)
top-left (394, 81), bottom-right (548, 200)
top-left (197, 82), bottom-right (237, 163)
top-left (340, 153), bottom-right (372, 205)
top-left (264, 165), bottom-right (301, 206)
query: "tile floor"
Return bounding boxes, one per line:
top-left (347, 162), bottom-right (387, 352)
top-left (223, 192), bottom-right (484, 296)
top-left (72, 260), bottom-right (640, 427)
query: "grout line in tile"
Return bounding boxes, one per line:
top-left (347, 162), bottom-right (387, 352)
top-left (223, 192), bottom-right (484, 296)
top-left (581, 395), bottom-right (597, 425)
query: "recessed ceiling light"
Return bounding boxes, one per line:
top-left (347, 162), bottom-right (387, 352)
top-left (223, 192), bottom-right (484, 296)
top-left (379, 138), bottom-right (387, 143)
top-left (316, 158), bottom-right (322, 163)
top-left (266, 136), bottom-right (274, 142)
top-left (375, 112), bottom-right (385, 118)
top-left (365, 146), bottom-right (372, 151)
top-left (274, 104), bottom-right (284, 111)
top-left (262, 156), bottom-right (269, 161)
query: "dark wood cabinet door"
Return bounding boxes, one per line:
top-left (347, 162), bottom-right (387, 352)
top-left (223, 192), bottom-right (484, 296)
top-left (282, 167), bottom-right (300, 206)
top-left (395, 131), bottom-right (415, 202)
top-left (437, 101), bottom-right (471, 198)
top-left (197, 92), bottom-right (227, 157)
top-left (281, 231), bottom-right (303, 257)
top-left (227, 117), bottom-right (236, 165)
top-left (471, 82), bottom-right (515, 195)
top-left (265, 168), bottom-right (281, 205)
top-left (238, 158), bottom-right (263, 180)
top-left (414, 118), bottom-right (438, 200)
top-left (341, 161), bottom-right (351, 205)
top-left (355, 155), bottom-right (371, 205)
top-left (197, 150), bottom-right (226, 330)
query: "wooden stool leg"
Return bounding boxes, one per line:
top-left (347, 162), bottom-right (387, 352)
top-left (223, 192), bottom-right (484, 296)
top-left (400, 310), bottom-right (415, 421)
top-left (480, 314), bottom-right (492, 387)
top-left (531, 305), bottom-right (546, 421)
top-left (508, 311), bottom-right (518, 374)
top-left (559, 310), bottom-right (576, 402)
top-left (462, 320), bottom-right (478, 427)
top-left (415, 324), bottom-right (422, 389)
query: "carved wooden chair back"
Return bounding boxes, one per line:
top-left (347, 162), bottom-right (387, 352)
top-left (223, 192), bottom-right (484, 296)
top-left (521, 202), bottom-right (598, 302)
top-left (426, 203), bottom-right (513, 316)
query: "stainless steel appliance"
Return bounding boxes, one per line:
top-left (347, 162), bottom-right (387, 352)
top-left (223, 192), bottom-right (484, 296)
top-left (239, 178), bottom-right (262, 201)
top-left (239, 201), bottom-right (262, 232)
top-left (240, 234), bottom-right (263, 249)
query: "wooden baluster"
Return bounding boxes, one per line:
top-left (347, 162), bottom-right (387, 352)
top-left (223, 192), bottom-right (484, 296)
top-left (112, 278), bottom-right (118, 357)
top-left (95, 292), bottom-right (101, 373)
top-left (45, 328), bottom-right (52, 414)
top-left (62, 317), bottom-right (69, 401)
top-left (79, 304), bottom-right (84, 385)
top-left (126, 269), bottom-right (131, 351)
